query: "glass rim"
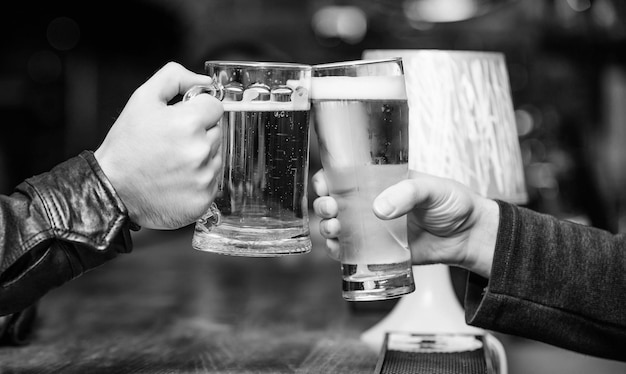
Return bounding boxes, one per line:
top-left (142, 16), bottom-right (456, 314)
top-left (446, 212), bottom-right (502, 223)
top-left (312, 57), bottom-right (403, 70)
top-left (204, 60), bottom-right (312, 70)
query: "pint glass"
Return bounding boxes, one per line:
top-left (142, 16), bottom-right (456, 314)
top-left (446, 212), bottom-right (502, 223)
top-left (187, 61), bottom-right (313, 256)
top-left (311, 58), bottom-right (415, 300)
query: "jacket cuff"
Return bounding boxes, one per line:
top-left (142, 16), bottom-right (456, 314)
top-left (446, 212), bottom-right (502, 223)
top-left (24, 150), bottom-right (133, 253)
top-left (0, 151), bottom-right (135, 317)
top-left (464, 200), bottom-right (519, 327)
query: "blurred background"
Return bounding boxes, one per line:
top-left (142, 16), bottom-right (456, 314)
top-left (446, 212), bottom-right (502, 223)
top-left (3, 0), bottom-right (626, 231)
top-left (1, 0), bottom-right (626, 371)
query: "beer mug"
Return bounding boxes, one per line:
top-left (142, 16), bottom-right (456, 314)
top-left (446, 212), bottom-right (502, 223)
top-left (185, 61), bottom-right (313, 256)
top-left (311, 58), bottom-right (415, 300)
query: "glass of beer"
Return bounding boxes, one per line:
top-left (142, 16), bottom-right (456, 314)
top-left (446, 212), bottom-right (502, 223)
top-left (185, 61), bottom-right (313, 256)
top-left (311, 58), bottom-right (415, 301)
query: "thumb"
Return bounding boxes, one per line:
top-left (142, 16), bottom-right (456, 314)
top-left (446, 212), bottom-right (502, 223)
top-left (142, 62), bottom-right (215, 103)
top-left (372, 171), bottom-right (440, 220)
top-left (373, 179), bottom-right (421, 219)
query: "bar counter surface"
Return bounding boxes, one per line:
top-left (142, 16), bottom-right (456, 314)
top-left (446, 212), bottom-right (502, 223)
top-left (1, 219), bottom-right (625, 373)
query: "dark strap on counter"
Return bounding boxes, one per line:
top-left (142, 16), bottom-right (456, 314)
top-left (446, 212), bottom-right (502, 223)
top-left (0, 303), bottom-right (38, 346)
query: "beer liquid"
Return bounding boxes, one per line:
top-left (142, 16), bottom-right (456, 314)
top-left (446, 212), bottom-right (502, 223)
top-left (193, 108), bottom-right (311, 256)
top-left (311, 75), bottom-right (415, 300)
top-left (323, 163), bottom-right (414, 299)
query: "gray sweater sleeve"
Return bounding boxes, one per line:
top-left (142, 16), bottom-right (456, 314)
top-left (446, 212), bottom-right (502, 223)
top-left (464, 200), bottom-right (626, 362)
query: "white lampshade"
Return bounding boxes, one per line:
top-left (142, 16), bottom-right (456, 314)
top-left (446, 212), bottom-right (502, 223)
top-left (360, 50), bottom-right (528, 373)
top-left (365, 49), bottom-right (527, 202)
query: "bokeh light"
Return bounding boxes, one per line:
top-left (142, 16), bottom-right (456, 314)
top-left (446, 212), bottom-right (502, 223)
top-left (47, 17), bottom-right (80, 51)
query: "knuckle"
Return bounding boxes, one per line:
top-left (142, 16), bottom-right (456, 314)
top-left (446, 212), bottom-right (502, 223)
top-left (162, 61), bottom-right (183, 74)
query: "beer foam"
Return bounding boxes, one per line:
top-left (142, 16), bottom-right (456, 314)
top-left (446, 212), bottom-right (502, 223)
top-left (311, 76), bottom-right (407, 100)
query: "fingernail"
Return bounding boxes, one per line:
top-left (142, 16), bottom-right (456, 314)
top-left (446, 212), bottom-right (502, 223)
top-left (314, 199), bottom-right (330, 217)
top-left (373, 197), bottom-right (395, 217)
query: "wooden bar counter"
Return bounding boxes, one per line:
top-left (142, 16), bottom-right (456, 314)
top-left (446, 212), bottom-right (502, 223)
top-left (1, 218), bottom-right (625, 373)
top-left (0, 222), bottom-right (383, 373)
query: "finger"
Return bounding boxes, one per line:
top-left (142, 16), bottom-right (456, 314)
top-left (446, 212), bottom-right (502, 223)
top-left (206, 141), bottom-right (223, 171)
top-left (205, 121), bottom-right (223, 155)
top-left (319, 217), bottom-right (340, 238)
top-left (313, 196), bottom-right (338, 218)
top-left (181, 94), bottom-right (224, 131)
top-left (326, 238), bottom-right (341, 261)
top-left (311, 169), bottom-right (329, 197)
top-left (144, 62), bottom-right (215, 102)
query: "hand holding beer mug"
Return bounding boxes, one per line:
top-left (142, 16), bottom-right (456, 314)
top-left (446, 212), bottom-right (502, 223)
top-left (185, 61), bottom-right (313, 256)
top-left (311, 58), bottom-right (415, 301)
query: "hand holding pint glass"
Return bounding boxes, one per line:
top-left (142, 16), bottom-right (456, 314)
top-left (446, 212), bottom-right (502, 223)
top-left (311, 58), bottom-right (415, 301)
top-left (186, 61), bottom-right (313, 256)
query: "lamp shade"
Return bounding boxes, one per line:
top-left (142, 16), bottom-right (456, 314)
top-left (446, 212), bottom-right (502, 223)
top-left (363, 49), bottom-right (527, 203)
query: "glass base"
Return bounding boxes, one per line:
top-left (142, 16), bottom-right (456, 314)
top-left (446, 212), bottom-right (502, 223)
top-left (342, 262), bottom-right (415, 301)
top-left (192, 224), bottom-right (312, 257)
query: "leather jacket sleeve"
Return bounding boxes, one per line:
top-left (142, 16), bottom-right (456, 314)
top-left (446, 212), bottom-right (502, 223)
top-left (0, 151), bottom-right (135, 317)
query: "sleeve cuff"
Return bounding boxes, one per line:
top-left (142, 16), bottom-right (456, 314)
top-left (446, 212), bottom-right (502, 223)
top-left (464, 200), bottom-right (520, 327)
top-left (24, 150), bottom-right (134, 252)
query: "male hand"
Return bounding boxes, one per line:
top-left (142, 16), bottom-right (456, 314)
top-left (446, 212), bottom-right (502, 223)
top-left (312, 169), bottom-right (499, 278)
top-left (95, 62), bottom-right (224, 229)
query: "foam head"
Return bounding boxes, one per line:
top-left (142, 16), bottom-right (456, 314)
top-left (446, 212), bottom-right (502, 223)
top-left (311, 75), bottom-right (407, 101)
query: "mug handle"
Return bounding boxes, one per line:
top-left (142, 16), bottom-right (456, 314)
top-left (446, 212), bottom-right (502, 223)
top-left (183, 80), bottom-right (224, 231)
top-left (183, 80), bottom-right (225, 101)
top-left (198, 202), bottom-right (222, 230)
